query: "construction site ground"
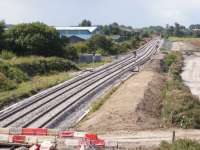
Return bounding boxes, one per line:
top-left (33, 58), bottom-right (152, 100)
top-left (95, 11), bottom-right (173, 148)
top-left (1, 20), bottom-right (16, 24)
top-left (76, 40), bottom-right (200, 149)
top-left (77, 54), bottom-right (165, 135)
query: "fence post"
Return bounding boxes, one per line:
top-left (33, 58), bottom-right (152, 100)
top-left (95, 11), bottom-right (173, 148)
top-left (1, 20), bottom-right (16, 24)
top-left (172, 130), bottom-right (176, 143)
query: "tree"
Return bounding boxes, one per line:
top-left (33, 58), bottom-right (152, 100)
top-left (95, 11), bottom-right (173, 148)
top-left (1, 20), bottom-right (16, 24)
top-left (174, 22), bottom-right (184, 37)
top-left (0, 21), bottom-right (5, 49)
top-left (87, 35), bottom-right (113, 54)
top-left (5, 22), bottom-right (65, 57)
top-left (79, 19), bottom-right (92, 27)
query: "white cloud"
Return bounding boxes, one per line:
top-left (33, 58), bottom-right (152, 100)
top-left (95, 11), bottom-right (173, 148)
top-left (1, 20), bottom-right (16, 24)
top-left (0, 0), bottom-right (200, 27)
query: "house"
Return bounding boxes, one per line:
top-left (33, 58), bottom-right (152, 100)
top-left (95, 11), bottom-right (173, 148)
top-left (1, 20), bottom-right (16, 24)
top-left (55, 26), bottom-right (100, 42)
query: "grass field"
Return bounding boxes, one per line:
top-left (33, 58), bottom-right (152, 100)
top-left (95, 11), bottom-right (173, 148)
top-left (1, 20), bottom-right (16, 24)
top-left (0, 72), bottom-right (73, 108)
top-left (168, 37), bottom-right (200, 48)
top-left (168, 36), bottom-right (200, 42)
top-left (0, 55), bottom-right (112, 109)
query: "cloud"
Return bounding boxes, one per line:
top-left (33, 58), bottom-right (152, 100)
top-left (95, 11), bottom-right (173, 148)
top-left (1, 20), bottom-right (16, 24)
top-left (0, 0), bottom-right (200, 27)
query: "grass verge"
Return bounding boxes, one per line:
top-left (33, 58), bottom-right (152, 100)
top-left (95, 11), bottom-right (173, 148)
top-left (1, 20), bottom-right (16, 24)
top-left (159, 139), bottom-right (200, 150)
top-left (168, 36), bottom-right (200, 42)
top-left (0, 72), bottom-right (72, 109)
top-left (77, 58), bottom-right (112, 70)
top-left (161, 51), bottom-right (200, 129)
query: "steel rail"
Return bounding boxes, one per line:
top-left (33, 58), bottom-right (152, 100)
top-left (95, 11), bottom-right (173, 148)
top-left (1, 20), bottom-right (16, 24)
top-left (2, 41), bottom-right (157, 127)
top-left (0, 41), bottom-right (153, 122)
top-left (22, 40), bottom-right (160, 128)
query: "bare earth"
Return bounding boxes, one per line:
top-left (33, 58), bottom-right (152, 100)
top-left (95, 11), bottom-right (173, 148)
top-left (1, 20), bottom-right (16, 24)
top-left (76, 50), bottom-right (200, 149)
top-left (77, 55), bottom-right (165, 135)
top-left (171, 41), bottom-right (197, 52)
top-left (182, 53), bottom-right (200, 99)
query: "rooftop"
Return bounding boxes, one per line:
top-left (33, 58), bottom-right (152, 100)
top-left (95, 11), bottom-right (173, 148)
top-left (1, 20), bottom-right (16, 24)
top-left (54, 26), bottom-right (98, 33)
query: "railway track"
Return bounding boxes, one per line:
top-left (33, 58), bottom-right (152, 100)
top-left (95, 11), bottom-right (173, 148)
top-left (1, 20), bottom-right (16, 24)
top-left (0, 38), bottom-right (161, 129)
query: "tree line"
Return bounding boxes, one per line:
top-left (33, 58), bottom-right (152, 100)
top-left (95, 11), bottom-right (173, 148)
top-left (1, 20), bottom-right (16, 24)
top-left (165, 23), bottom-right (200, 37)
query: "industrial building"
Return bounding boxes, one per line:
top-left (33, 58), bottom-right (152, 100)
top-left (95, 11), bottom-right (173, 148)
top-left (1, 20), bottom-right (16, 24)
top-left (55, 26), bottom-right (100, 42)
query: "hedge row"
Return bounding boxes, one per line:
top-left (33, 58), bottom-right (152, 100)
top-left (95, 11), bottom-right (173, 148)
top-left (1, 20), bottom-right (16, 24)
top-left (7, 56), bottom-right (79, 76)
top-left (0, 61), bottom-right (29, 83)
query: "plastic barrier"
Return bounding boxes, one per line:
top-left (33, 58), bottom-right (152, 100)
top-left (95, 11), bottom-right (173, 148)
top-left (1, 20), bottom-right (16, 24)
top-left (84, 134), bottom-right (97, 140)
top-left (47, 129), bottom-right (58, 136)
top-left (59, 131), bottom-right (74, 138)
top-left (74, 132), bottom-right (87, 138)
top-left (22, 128), bottom-right (47, 136)
top-left (12, 135), bottom-right (26, 143)
top-left (0, 128), bottom-right (9, 134)
top-left (25, 136), bottom-right (38, 144)
top-left (9, 127), bottom-right (22, 135)
top-left (35, 128), bottom-right (47, 136)
top-left (37, 136), bottom-right (56, 144)
top-left (22, 128), bottom-right (35, 135)
top-left (0, 134), bottom-right (9, 143)
top-left (40, 141), bottom-right (55, 150)
top-left (90, 139), bottom-right (105, 147)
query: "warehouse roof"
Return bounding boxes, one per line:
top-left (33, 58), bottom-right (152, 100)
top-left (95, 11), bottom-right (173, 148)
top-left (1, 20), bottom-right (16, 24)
top-left (54, 26), bottom-right (98, 33)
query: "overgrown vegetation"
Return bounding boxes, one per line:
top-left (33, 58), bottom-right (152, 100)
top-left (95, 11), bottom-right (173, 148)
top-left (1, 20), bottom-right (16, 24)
top-left (159, 139), bottom-right (200, 150)
top-left (162, 52), bottom-right (200, 129)
top-left (6, 56), bottom-right (79, 76)
top-left (0, 50), bottom-right (16, 59)
top-left (0, 72), bottom-right (72, 108)
top-left (0, 56), bottom-right (78, 86)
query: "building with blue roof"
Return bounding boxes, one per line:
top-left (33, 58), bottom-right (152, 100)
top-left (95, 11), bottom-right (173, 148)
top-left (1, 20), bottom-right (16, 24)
top-left (55, 26), bottom-right (100, 42)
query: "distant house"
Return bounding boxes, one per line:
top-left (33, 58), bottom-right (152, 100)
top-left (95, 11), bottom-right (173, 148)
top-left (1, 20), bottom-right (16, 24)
top-left (55, 26), bottom-right (100, 42)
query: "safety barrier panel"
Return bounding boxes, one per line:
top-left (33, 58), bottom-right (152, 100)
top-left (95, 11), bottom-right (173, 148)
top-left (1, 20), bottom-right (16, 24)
top-left (58, 131), bottom-right (74, 137)
top-left (12, 135), bottom-right (26, 143)
top-left (0, 128), bottom-right (105, 149)
top-left (22, 128), bottom-right (47, 136)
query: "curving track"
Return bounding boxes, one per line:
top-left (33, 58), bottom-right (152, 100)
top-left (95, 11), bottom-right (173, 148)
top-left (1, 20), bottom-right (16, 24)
top-left (0, 38), bottom-right (161, 129)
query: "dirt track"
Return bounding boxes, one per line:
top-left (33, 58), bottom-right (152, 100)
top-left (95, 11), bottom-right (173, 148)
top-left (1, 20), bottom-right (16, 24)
top-left (101, 129), bottom-right (200, 149)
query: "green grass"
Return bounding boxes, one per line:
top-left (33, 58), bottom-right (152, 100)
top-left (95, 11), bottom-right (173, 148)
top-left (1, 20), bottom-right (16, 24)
top-left (168, 36), bottom-right (200, 42)
top-left (0, 72), bottom-right (72, 108)
top-left (78, 57), bottom-right (112, 70)
top-left (159, 139), bottom-right (200, 150)
top-left (0, 50), bottom-right (16, 60)
top-left (161, 52), bottom-right (200, 129)
top-left (0, 55), bottom-right (112, 109)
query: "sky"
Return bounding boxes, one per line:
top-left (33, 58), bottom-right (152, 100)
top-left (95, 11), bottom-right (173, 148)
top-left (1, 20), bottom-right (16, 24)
top-left (0, 0), bottom-right (200, 28)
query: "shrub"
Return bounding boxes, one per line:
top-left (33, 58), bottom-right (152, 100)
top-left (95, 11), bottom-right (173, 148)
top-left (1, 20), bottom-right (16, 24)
top-left (163, 51), bottom-right (183, 74)
top-left (5, 22), bottom-right (65, 57)
top-left (72, 42), bottom-right (89, 53)
top-left (9, 56), bottom-right (79, 76)
top-left (0, 50), bottom-right (16, 59)
top-left (162, 52), bottom-right (200, 129)
top-left (0, 72), bottom-right (17, 91)
top-left (0, 61), bottom-right (29, 83)
top-left (160, 139), bottom-right (200, 150)
top-left (62, 46), bottom-right (79, 61)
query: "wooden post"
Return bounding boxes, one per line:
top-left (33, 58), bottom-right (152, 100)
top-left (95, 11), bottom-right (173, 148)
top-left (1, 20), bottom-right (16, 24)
top-left (172, 130), bottom-right (176, 143)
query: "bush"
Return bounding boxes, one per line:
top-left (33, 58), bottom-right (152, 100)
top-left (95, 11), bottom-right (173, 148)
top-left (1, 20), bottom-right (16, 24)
top-left (0, 61), bottom-right (29, 83)
top-left (71, 42), bottom-right (89, 53)
top-left (160, 139), bottom-right (200, 150)
top-left (0, 50), bottom-right (16, 59)
top-left (162, 80), bottom-right (200, 128)
top-left (162, 52), bottom-right (200, 129)
top-left (9, 56), bottom-right (79, 76)
top-left (163, 51), bottom-right (183, 75)
top-left (5, 22), bottom-right (65, 57)
top-left (62, 46), bottom-right (79, 61)
top-left (0, 73), bottom-right (16, 91)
